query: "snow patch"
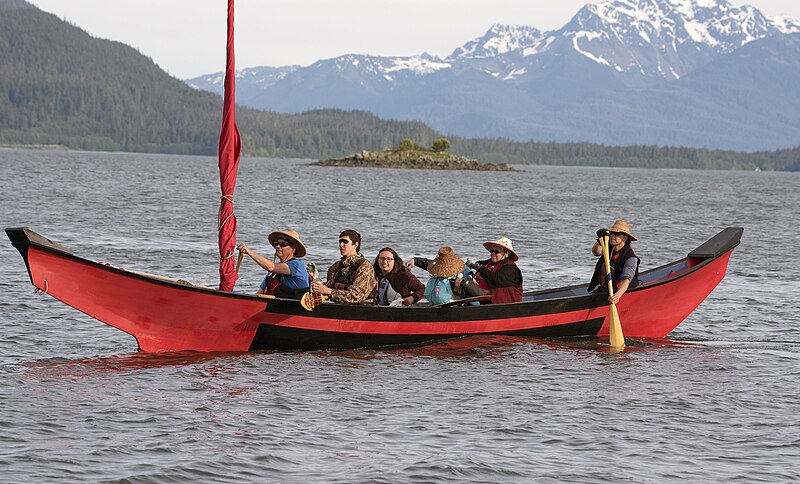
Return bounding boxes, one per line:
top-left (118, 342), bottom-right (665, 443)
top-left (384, 57), bottom-right (451, 75)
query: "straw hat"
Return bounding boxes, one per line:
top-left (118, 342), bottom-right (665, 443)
top-left (428, 246), bottom-right (466, 278)
top-left (268, 229), bottom-right (307, 258)
top-left (608, 220), bottom-right (638, 241)
top-left (483, 236), bottom-right (518, 261)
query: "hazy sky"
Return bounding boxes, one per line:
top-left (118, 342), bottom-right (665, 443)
top-left (26, 0), bottom-right (800, 79)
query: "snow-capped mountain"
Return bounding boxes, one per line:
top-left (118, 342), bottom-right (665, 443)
top-left (550, 0), bottom-right (800, 78)
top-left (448, 24), bottom-right (545, 60)
top-left (185, 0), bottom-right (800, 150)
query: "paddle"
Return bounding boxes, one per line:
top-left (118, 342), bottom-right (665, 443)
top-left (300, 291), bottom-right (328, 311)
top-left (235, 249), bottom-right (244, 273)
top-left (601, 232), bottom-right (626, 349)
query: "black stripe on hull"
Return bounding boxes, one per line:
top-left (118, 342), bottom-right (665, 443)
top-left (249, 317), bottom-right (605, 351)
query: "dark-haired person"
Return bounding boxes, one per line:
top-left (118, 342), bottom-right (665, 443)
top-left (237, 229), bottom-right (309, 298)
top-left (588, 219), bottom-right (640, 305)
top-left (312, 229), bottom-right (376, 304)
top-left (373, 247), bottom-right (425, 306)
top-left (466, 236), bottom-right (523, 304)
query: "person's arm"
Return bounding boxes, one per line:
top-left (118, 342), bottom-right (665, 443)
top-left (609, 257), bottom-right (637, 304)
top-left (477, 263), bottom-right (522, 288)
top-left (592, 239), bottom-right (603, 256)
top-left (329, 262), bottom-right (376, 304)
top-left (406, 257), bottom-right (431, 271)
top-left (398, 271), bottom-right (425, 305)
top-left (237, 243), bottom-right (292, 275)
top-left (312, 263), bottom-right (337, 295)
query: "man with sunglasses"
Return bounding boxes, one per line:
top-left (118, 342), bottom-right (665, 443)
top-left (588, 219), bottom-right (640, 304)
top-left (311, 229), bottom-right (376, 304)
top-left (237, 229), bottom-right (310, 298)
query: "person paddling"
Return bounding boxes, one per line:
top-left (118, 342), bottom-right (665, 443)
top-left (237, 230), bottom-right (309, 299)
top-left (588, 220), bottom-right (640, 304)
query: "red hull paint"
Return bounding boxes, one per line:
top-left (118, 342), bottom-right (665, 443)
top-left (8, 228), bottom-right (742, 352)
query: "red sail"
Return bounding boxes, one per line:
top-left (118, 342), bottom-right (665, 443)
top-left (217, 0), bottom-right (241, 291)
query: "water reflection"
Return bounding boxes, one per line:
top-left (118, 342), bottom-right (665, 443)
top-left (21, 350), bottom-right (249, 378)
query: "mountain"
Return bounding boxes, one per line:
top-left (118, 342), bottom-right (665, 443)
top-left (185, 0), bottom-right (800, 151)
top-left (2, 0), bottom-right (798, 170)
top-left (0, 1), bottom-right (441, 156)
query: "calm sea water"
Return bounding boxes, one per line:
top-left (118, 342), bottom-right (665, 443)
top-left (1, 148), bottom-right (798, 482)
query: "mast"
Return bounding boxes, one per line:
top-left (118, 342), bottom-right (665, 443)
top-left (217, 0), bottom-right (241, 292)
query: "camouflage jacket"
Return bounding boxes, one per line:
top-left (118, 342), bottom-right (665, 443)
top-left (325, 254), bottom-right (377, 304)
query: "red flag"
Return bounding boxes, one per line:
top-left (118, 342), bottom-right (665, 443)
top-left (217, 0), bottom-right (241, 291)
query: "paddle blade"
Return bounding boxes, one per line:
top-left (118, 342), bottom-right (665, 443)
top-left (300, 292), bottom-right (328, 311)
top-left (608, 303), bottom-right (625, 349)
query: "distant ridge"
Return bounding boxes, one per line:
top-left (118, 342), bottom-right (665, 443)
top-left (186, 0), bottom-right (800, 151)
top-left (1, 1), bottom-right (798, 170)
top-left (0, 1), bottom-right (440, 155)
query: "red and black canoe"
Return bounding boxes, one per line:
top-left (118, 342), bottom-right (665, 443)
top-left (6, 227), bottom-right (742, 352)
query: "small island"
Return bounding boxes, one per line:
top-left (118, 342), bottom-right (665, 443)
top-left (309, 138), bottom-right (518, 172)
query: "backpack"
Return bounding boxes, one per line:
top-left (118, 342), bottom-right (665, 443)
top-left (425, 276), bottom-right (453, 305)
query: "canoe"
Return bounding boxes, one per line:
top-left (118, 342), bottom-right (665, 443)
top-left (5, 226), bottom-right (742, 352)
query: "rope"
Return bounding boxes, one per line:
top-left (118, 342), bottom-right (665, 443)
top-left (217, 194), bottom-right (237, 264)
top-left (217, 194), bottom-right (235, 233)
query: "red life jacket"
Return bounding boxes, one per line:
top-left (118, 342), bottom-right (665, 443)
top-left (476, 258), bottom-right (523, 304)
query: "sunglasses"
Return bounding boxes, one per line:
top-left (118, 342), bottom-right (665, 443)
top-left (609, 231), bottom-right (626, 237)
top-left (338, 239), bottom-right (351, 245)
top-left (488, 249), bottom-right (503, 254)
top-left (272, 239), bottom-right (293, 248)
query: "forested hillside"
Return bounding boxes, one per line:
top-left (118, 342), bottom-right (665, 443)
top-left (1, 1), bottom-right (798, 170)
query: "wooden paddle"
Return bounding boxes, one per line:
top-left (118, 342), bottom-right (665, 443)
top-left (300, 291), bottom-right (328, 311)
top-left (235, 249), bottom-right (244, 273)
top-left (601, 233), bottom-right (626, 349)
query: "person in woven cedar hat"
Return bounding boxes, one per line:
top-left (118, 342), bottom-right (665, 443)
top-left (588, 219), bottom-right (641, 304)
top-left (405, 246), bottom-right (477, 305)
top-left (237, 229), bottom-right (310, 298)
top-left (464, 236), bottom-right (523, 304)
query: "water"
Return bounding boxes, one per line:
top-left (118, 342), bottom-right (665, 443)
top-left (1, 148), bottom-right (798, 482)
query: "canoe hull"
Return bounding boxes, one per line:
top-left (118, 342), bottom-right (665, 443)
top-left (6, 227), bottom-right (742, 352)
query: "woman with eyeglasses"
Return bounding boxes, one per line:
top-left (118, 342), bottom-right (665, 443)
top-left (465, 236), bottom-right (523, 304)
top-left (236, 230), bottom-right (309, 298)
top-left (311, 229), bottom-right (377, 304)
top-left (588, 219), bottom-right (640, 304)
top-left (372, 247), bottom-right (425, 306)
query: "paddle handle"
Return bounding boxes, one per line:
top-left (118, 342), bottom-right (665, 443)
top-left (235, 249), bottom-right (244, 273)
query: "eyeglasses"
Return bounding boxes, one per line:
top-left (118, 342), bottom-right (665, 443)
top-left (488, 249), bottom-right (503, 254)
top-left (272, 239), bottom-right (293, 248)
top-left (609, 231), bottom-right (626, 237)
top-left (338, 239), bottom-right (351, 245)
top-left (377, 257), bottom-right (394, 262)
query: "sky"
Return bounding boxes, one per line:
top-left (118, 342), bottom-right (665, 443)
top-left (26, 0), bottom-right (800, 79)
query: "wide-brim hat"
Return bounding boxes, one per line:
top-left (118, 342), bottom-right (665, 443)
top-left (483, 236), bottom-right (518, 261)
top-left (268, 229), bottom-right (307, 258)
top-left (608, 220), bottom-right (638, 241)
top-left (428, 246), bottom-right (465, 278)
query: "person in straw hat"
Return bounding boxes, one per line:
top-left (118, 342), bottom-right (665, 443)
top-left (237, 230), bottom-right (310, 299)
top-left (465, 236), bottom-right (523, 304)
top-left (588, 219), bottom-right (640, 304)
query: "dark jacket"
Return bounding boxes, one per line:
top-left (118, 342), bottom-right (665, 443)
top-left (588, 244), bottom-right (640, 293)
top-left (381, 267), bottom-right (425, 304)
top-left (475, 258), bottom-right (523, 304)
